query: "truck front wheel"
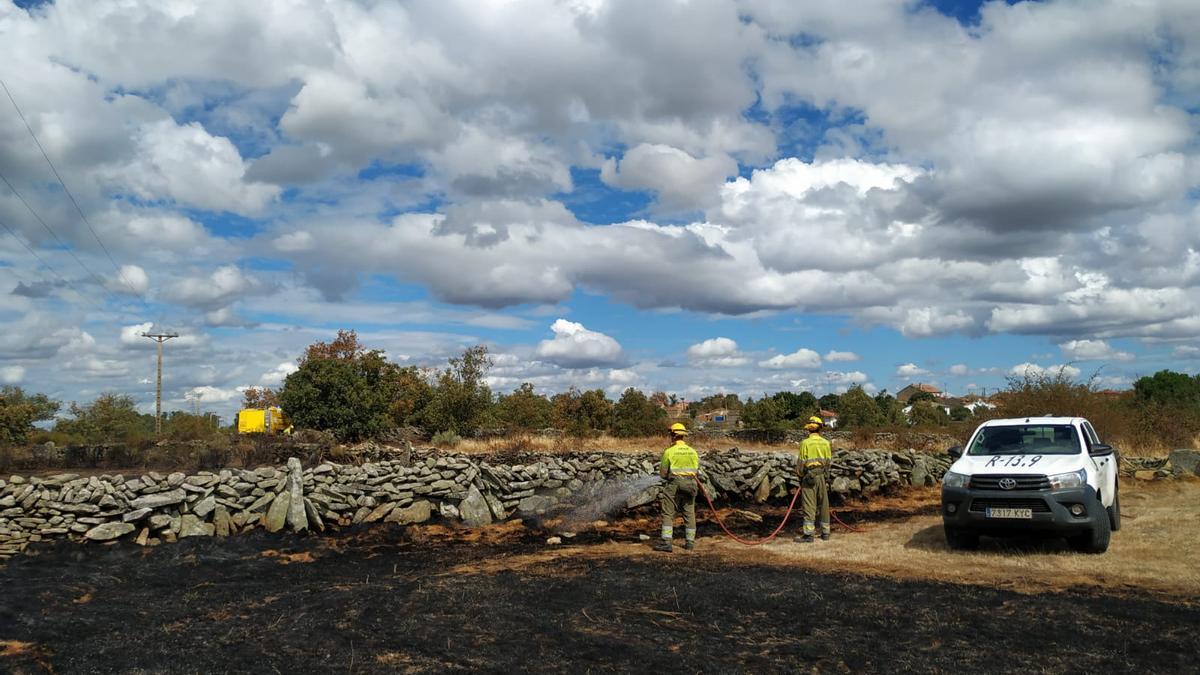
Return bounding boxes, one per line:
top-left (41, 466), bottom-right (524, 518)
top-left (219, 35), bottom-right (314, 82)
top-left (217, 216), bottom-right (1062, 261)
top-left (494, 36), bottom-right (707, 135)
top-left (1107, 481), bottom-right (1121, 532)
top-left (1067, 503), bottom-right (1111, 554)
top-left (944, 526), bottom-right (979, 551)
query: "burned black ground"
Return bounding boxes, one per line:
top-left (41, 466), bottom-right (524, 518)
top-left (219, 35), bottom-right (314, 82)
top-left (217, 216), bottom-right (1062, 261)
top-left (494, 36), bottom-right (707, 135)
top-left (1, 511), bottom-right (1196, 675)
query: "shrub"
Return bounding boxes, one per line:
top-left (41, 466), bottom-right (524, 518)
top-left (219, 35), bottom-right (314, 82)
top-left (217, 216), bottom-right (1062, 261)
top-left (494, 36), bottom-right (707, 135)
top-left (431, 430), bottom-right (462, 448)
top-left (53, 393), bottom-right (152, 445)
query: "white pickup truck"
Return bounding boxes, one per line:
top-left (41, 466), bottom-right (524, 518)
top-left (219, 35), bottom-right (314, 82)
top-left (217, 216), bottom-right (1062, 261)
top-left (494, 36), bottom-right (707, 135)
top-left (941, 416), bottom-right (1120, 553)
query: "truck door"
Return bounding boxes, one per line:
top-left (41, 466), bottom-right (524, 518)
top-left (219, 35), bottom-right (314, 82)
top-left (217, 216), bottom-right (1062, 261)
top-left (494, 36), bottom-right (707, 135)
top-left (1082, 421), bottom-right (1115, 503)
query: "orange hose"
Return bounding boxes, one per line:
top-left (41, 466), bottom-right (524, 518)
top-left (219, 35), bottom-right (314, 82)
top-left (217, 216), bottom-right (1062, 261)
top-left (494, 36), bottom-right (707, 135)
top-left (695, 476), bottom-right (861, 545)
top-left (695, 477), bottom-right (802, 546)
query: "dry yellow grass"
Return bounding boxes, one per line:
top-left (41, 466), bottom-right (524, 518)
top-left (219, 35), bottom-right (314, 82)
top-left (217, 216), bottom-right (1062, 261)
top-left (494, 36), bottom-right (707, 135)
top-left (706, 480), bottom-right (1200, 601)
top-left (450, 434), bottom-right (788, 455)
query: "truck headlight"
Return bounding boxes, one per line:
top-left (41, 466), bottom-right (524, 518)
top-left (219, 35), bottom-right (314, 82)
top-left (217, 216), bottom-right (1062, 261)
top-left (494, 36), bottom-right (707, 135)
top-left (942, 471), bottom-right (969, 488)
top-left (1047, 469), bottom-right (1087, 489)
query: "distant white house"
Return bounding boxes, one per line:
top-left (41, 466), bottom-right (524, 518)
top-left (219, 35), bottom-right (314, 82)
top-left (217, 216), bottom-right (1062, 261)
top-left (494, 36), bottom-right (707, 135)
top-left (963, 400), bottom-right (997, 414)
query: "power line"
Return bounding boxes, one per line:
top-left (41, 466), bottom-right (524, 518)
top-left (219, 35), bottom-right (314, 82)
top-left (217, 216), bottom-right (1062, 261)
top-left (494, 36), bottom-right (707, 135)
top-left (0, 168), bottom-right (110, 290)
top-left (0, 213), bottom-right (86, 299)
top-left (1, 79), bottom-right (146, 303)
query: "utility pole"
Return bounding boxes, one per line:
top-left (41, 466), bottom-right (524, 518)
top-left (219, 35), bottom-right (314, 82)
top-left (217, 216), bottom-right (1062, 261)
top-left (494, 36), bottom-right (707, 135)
top-left (142, 331), bottom-right (179, 436)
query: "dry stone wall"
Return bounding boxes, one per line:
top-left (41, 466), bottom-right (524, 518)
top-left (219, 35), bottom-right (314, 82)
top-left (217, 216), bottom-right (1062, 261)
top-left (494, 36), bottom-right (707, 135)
top-left (0, 447), bottom-right (951, 561)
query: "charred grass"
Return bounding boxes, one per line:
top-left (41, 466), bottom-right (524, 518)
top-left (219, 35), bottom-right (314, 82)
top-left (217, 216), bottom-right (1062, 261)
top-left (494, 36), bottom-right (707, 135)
top-left (2, 485), bottom-right (1198, 673)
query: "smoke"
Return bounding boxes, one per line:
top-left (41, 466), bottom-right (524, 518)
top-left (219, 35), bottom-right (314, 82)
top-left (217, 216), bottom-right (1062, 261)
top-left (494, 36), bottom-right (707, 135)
top-left (556, 474), bottom-right (662, 527)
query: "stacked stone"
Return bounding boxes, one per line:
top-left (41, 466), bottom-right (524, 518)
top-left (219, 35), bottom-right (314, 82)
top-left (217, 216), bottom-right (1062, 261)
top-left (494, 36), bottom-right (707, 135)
top-left (304, 454), bottom-right (486, 529)
top-left (891, 451), bottom-right (954, 488)
top-left (1, 447), bottom-right (952, 561)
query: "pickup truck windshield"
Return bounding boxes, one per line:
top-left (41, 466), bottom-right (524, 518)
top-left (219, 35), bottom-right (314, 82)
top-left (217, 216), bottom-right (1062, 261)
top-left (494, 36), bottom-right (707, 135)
top-left (966, 424), bottom-right (1081, 456)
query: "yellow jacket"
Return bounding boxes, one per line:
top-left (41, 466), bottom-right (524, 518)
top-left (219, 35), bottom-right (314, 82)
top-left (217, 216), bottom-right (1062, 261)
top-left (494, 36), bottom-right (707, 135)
top-left (660, 440), bottom-right (700, 477)
top-left (798, 433), bottom-right (832, 472)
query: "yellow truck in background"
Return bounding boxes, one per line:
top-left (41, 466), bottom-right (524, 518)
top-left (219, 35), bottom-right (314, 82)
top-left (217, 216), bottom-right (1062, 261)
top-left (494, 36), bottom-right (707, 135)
top-left (236, 406), bottom-right (291, 434)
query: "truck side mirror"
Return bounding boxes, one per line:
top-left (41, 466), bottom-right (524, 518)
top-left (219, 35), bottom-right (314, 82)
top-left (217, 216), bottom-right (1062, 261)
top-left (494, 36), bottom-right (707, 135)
top-left (946, 445), bottom-right (963, 459)
top-left (1089, 443), bottom-right (1114, 457)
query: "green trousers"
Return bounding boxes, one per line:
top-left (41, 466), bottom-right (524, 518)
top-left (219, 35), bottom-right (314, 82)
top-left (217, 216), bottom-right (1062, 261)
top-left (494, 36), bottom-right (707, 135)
top-left (660, 476), bottom-right (697, 541)
top-left (801, 467), bottom-right (830, 536)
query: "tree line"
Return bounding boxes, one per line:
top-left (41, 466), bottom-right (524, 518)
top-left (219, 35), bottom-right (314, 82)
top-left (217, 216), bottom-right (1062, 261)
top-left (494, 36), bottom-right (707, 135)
top-left (2, 328), bottom-right (1198, 446)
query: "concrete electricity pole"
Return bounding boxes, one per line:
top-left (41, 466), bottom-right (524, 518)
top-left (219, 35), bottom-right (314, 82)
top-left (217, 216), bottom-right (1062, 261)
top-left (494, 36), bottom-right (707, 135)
top-left (142, 331), bottom-right (179, 435)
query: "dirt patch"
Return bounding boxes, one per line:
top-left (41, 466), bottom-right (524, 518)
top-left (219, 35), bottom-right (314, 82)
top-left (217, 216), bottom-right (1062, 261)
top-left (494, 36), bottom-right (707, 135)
top-left (259, 550), bottom-right (318, 565)
top-left (0, 641), bottom-right (41, 656)
top-left (715, 481), bottom-right (1200, 601)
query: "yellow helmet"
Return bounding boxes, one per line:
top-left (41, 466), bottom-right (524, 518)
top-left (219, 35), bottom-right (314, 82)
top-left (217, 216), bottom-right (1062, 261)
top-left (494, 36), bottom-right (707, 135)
top-left (670, 422), bottom-right (689, 436)
top-left (804, 415), bottom-right (824, 432)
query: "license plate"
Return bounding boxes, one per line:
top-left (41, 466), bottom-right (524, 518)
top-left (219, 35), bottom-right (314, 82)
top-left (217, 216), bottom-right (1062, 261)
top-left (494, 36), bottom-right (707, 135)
top-left (986, 508), bottom-right (1032, 519)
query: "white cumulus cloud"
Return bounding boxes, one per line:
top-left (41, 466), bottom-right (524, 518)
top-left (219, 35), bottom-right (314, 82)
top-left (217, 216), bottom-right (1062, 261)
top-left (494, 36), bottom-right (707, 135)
top-left (824, 350), bottom-right (860, 362)
top-left (534, 319), bottom-right (625, 369)
top-left (686, 337), bottom-right (749, 367)
top-left (1058, 339), bottom-right (1134, 362)
top-left (759, 348), bottom-right (822, 370)
top-left (896, 363), bottom-right (930, 378)
top-left (1010, 363), bottom-right (1083, 380)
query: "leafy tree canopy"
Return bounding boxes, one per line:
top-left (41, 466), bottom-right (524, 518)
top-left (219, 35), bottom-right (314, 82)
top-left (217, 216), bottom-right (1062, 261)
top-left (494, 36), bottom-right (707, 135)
top-left (0, 386), bottom-right (60, 445)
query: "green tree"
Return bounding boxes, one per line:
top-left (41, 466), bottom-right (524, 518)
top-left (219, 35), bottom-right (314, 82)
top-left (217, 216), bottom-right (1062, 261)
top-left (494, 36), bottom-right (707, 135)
top-left (771, 391), bottom-right (818, 423)
top-left (388, 366), bottom-right (434, 426)
top-left (280, 352), bottom-right (399, 441)
top-left (874, 391), bottom-right (906, 425)
top-left (611, 388), bottom-right (668, 437)
top-left (909, 401), bottom-right (951, 427)
top-left (495, 383), bottom-right (553, 431)
top-left (1133, 370), bottom-right (1200, 408)
top-left (817, 393), bottom-right (841, 412)
top-left (949, 405), bottom-right (973, 422)
top-left (741, 396), bottom-right (787, 430)
top-left (417, 345), bottom-right (495, 435)
top-left (837, 386), bottom-right (884, 429)
top-left (241, 387), bottom-right (280, 409)
top-left (279, 331), bottom-right (418, 441)
top-left (0, 386), bottom-right (60, 445)
top-left (688, 392), bottom-right (737, 418)
top-left (54, 393), bottom-right (149, 443)
top-left (907, 390), bottom-right (937, 404)
top-left (551, 387), bottom-right (613, 436)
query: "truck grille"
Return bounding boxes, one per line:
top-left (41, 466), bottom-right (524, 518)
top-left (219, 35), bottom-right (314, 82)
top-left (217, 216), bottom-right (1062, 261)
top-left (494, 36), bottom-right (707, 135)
top-left (969, 498), bottom-right (1051, 513)
top-left (969, 474), bottom-right (1050, 490)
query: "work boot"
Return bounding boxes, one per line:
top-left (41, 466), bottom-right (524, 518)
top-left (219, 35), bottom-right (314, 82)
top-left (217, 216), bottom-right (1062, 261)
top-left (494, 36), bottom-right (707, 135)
top-left (820, 533), bottom-right (831, 541)
top-left (652, 540), bottom-right (673, 552)
top-left (796, 535), bottom-right (814, 544)
top-left (683, 540), bottom-right (695, 551)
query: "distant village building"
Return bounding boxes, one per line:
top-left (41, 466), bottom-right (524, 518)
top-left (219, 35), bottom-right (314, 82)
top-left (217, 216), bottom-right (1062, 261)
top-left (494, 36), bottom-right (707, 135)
top-left (896, 383), bottom-right (943, 403)
top-left (663, 400), bottom-right (690, 419)
top-left (819, 409), bottom-right (839, 429)
top-left (696, 408), bottom-right (739, 425)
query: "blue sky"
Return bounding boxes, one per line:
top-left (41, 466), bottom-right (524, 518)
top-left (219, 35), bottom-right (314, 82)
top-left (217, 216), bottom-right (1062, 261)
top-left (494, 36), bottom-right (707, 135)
top-left (0, 0), bottom-right (1198, 419)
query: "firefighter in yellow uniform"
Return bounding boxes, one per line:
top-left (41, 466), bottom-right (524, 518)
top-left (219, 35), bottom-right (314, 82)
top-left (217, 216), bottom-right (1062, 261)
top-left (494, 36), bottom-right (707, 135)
top-left (654, 422), bottom-right (700, 552)
top-left (796, 416), bottom-right (832, 543)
